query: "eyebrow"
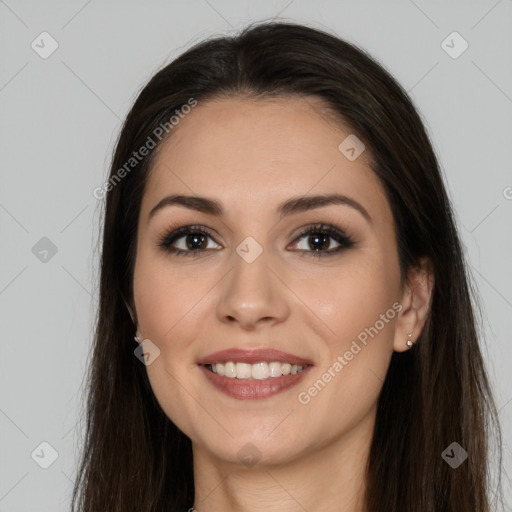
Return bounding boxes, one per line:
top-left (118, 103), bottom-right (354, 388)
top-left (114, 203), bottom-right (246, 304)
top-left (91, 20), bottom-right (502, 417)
top-left (148, 193), bottom-right (372, 224)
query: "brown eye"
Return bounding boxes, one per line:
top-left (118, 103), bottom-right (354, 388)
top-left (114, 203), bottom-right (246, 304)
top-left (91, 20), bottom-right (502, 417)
top-left (290, 224), bottom-right (355, 257)
top-left (183, 233), bottom-right (208, 250)
top-left (300, 233), bottom-right (334, 251)
top-left (158, 225), bottom-right (221, 256)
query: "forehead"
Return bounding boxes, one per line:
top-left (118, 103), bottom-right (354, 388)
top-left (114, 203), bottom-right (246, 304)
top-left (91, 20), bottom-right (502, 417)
top-left (143, 96), bottom-right (390, 224)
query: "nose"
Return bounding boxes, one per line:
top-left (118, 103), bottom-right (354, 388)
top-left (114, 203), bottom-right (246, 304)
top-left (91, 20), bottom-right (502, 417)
top-left (216, 246), bottom-right (290, 330)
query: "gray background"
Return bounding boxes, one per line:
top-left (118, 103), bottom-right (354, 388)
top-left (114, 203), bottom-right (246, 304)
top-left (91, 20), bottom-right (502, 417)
top-left (1, 1), bottom-right (511, 510)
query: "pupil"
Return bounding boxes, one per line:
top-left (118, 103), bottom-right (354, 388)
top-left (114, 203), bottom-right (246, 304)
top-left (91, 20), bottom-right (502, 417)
top-left (186, 233), bottom-right (206, 250)
top-left (310, 234), bottom-right (329, 251)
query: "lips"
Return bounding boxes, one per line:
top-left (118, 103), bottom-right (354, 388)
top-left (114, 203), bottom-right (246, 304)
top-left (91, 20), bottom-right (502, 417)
top-left (197, 348), bottom-right (313, 366)
top-left (197, 347), bottom-right (314, 400)
top-left (199, 364), bottom-right (312, 400)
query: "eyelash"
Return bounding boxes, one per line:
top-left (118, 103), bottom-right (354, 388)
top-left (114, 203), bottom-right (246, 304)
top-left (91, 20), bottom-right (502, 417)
top-left (157, 223), bottom-right (355, 258)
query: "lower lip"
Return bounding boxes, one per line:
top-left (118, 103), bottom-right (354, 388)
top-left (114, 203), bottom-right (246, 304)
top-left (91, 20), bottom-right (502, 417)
top-left (199, 365), bottom-right (312, 400)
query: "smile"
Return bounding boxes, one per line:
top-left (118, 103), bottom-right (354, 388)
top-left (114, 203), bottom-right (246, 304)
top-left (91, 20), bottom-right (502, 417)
top-left (206, 361), bottom-right (308, 379)
top-left (199, 363), bottom-right (312, 400)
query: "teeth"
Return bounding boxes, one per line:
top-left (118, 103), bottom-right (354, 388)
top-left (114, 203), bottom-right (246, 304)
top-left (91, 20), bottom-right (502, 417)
top-left (269, 362), bottom-right (282, 377)
top-left (236, 362), bottom-right (252, 379)
top-left (224, 361), bottom-right (236, 378)
top-left (208, 361), bottom-right (306, 379)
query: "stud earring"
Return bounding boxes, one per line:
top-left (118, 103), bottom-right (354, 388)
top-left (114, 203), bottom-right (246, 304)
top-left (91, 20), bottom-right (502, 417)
top-left (406, 333), bottom-right (414, 348)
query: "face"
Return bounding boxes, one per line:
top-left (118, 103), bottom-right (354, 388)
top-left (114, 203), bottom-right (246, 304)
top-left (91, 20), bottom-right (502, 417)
top-left (132, 96), bottom-right (406, 466)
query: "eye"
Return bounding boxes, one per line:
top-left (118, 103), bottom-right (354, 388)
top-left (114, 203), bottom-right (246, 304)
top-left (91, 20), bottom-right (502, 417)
top-left (158, 225), bottom-right (221, 257)
top-left (158, 222), bottom-right (355, 258)
top-left (289, 223), bottom-right (355, 257)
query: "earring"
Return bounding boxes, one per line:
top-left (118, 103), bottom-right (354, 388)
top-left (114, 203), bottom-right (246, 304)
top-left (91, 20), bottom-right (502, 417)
top-left (134, 330), bottom-right (142, 344)
top-left (406, 333), bottom-right (414, 348)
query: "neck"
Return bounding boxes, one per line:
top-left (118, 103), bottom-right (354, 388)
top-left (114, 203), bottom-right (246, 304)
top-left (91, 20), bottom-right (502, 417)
top-left (191, 407), bottom-right (375, 512)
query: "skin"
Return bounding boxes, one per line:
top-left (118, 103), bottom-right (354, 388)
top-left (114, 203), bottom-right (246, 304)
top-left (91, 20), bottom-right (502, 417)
top-left (132, 96), bottom-right (434, 512)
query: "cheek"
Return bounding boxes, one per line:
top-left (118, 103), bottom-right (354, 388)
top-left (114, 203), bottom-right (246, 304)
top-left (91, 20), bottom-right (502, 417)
top-left (133, 249), bottom-right (208, 343)
top-left (291, 254), bottom-right (400, 349)
top-left (290, 254), bottom-right (400, 416)
top-left (133, 251), bottom-right (211, 436)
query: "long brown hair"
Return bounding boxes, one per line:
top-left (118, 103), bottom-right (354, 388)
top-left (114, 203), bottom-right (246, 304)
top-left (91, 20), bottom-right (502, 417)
top-left (71, 21), bottom-right (504, 511)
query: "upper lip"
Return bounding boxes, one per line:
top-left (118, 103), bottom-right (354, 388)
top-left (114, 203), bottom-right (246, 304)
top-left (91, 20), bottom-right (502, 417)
top-left (198, 348), bottom-right (313, 366)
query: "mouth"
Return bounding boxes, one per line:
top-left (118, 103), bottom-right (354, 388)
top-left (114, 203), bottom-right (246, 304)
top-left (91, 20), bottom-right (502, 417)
top-left (204, 361), bottom-right (310, 379)
top-left (197, 348), bottom-right (314, 400)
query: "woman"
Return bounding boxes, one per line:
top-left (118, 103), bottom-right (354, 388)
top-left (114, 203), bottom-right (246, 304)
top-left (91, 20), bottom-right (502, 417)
top-left (72, 21), bottom-right (504, 512)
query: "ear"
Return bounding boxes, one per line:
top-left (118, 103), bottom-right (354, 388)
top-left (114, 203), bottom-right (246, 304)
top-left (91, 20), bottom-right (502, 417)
top-left (121, 292), bottom-right (138, 326)
top-left (393, 257), bottom-right (435, 352)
